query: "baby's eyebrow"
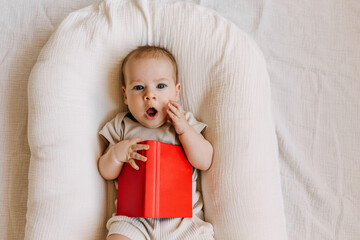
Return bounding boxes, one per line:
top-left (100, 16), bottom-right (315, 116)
top-left (154, 78), bottom-right (170, 82)
top-left (128, 80), bottom-right (143, 85)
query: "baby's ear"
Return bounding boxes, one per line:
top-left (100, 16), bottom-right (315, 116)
top-left (122, 86), bottom-right (128, 105)
top-left (175, 83), bottom-right (181, 101)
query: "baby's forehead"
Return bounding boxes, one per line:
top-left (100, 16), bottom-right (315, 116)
top-left (127, 54), bottom-right (172, 65)
top-left (122, 49), bottom-right (178, 85)
top-left (125, 55), bottom-right (175, 73)
top-left (125, 56), bottom-right (174, 75)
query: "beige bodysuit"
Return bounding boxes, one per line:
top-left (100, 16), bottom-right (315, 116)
top-left (99, 111), bottom-right (214, 240)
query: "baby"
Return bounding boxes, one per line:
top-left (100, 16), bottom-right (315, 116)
top-left (98, 46), bottom-right (214, 240)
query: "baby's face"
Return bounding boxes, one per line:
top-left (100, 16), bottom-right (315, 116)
top-left (122, 56), bottom-right (181, 128)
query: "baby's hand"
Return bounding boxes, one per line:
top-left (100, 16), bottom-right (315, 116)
top-left (113, 137), bottom-right (149, 170)
top-left (167, 101), bottom-right (190, 135)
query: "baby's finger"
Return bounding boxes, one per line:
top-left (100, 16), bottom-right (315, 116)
top-left (129, 152), bottom-right (147, 162)
top-left (131, 144), bottom-right (149, 151)
top-left (129, 137), bottom-right (143, 145)
top-left (168, 103), bottom-right (181, 117)
top-left (169, 102), bottom-right (185, 117)
top-left (167, 108), bottom-right (177, 120)
top-left (128, 159), bottom-right (139, 170)
top-left (169, 101), bottom-right (182, 111)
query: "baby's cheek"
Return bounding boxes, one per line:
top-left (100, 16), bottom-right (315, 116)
top-left (162, 104), bottom-right (169, 113)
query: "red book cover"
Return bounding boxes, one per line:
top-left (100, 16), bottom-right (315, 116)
top-left (116, 140), bottom-right (193, 218)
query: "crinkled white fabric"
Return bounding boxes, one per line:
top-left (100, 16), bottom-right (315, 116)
top-left (26, 0), bottom-right (287, 239)
top-left (0, 1), bottom-right (95, 240)
top-left (5, 0), bottom-right (360, 240)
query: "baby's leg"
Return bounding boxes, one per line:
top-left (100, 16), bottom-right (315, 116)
top-left (108, 234), bottom-right (131, 240)
top-left (106, 215), bottom-right (150, 240)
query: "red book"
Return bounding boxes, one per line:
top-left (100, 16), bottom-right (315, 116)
top-left (116, 140), bottom-right (193, 218)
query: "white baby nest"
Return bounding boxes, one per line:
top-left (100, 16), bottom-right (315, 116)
top-left (26, 0), bottom-right (287, 239)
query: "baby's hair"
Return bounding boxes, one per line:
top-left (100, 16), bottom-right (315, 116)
top-left (121, 45), bottom-right (178, 85)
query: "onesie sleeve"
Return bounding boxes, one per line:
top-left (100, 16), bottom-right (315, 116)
top-left (185, 112), bottom-right (208, 135)
top-left (98, 112), bottom-right (128, 148)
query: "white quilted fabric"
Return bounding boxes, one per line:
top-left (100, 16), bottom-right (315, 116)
top-left (26, 0), bottom-right (287, 239)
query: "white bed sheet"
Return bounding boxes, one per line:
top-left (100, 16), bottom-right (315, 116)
top-left (0, 1), bottom-right (97, 239)
top-left (1, 0), bottom-right (359, 239)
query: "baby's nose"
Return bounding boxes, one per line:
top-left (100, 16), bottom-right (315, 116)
top-left (144, 92), bottom-right (157, 101)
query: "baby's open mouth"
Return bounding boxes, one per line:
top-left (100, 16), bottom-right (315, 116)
top-left (145, 107), bottom-right (158, 119)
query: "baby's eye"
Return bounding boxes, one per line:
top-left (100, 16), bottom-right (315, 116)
top-left (157, 83), bottom-right (167, 89)
top-left (133, 85), bottom-right (144, 90)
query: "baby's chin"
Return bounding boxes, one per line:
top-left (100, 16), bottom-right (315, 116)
top-left (138, 117), bottom-right (167, 129)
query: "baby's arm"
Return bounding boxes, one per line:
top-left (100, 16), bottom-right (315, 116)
top-left (98, 137), bottom-right (149, 180)
top-left (167, 101), bottom-right (213, 171)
